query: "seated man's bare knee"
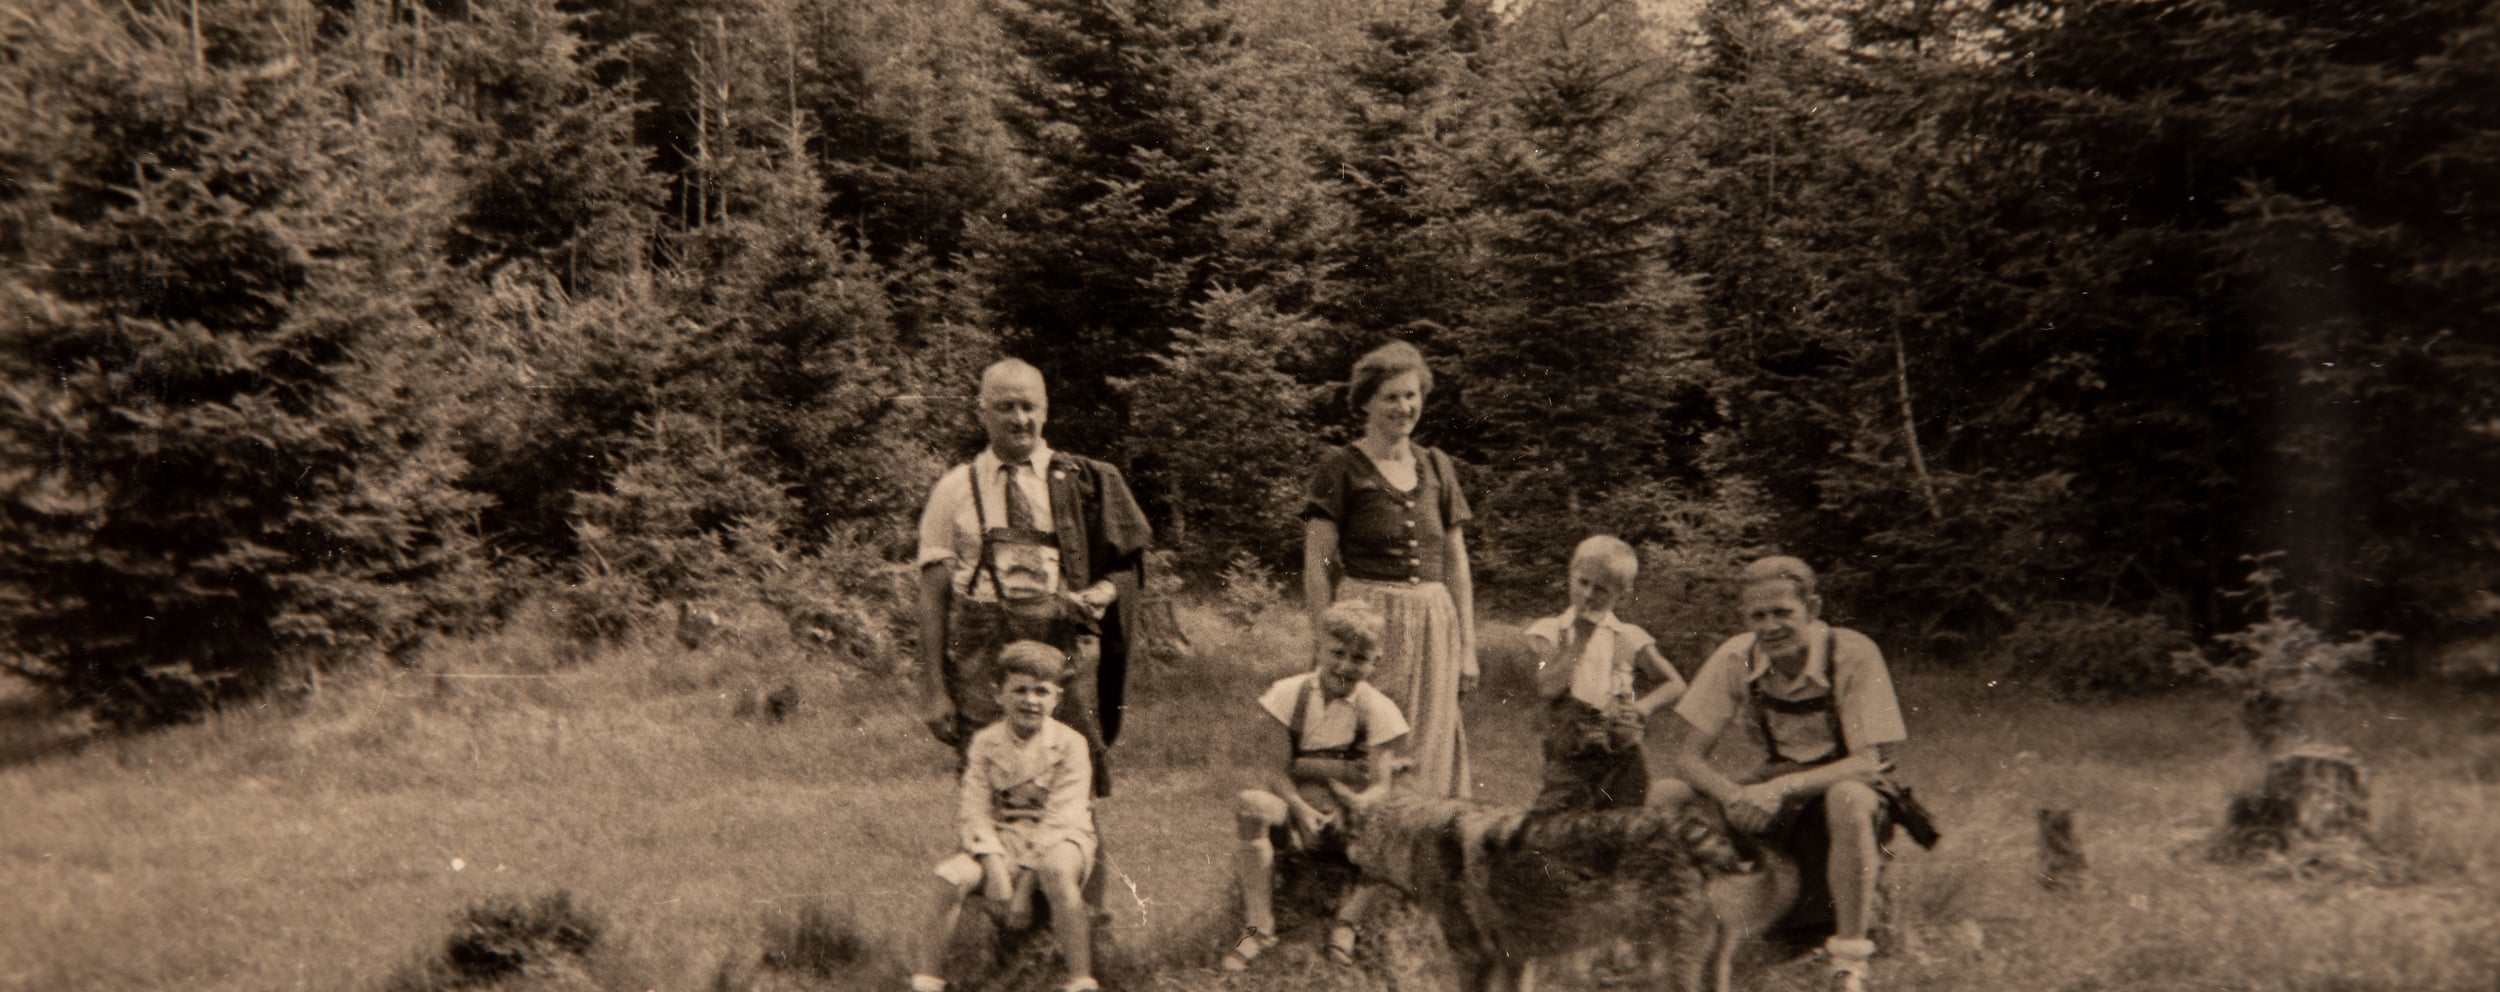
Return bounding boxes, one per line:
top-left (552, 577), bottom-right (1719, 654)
top-left (1824, 780), bottom-right (1881, 827)
top-left (1649, 777), bottom-right (1697, 807)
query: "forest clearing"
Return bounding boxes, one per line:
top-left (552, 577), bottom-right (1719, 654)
top-left (4, 601), bottom-right (2494, 992)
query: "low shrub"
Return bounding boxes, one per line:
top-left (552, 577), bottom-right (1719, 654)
top-left (385, 891), bottom-right (607, 992)
top-left (1997, 603), bottom-right (2198, 699)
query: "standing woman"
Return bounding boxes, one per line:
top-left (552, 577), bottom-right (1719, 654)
top-left (1302, 342), bottom-right (1477, 799)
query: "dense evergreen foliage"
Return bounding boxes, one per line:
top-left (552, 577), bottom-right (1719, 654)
top-left (2, 0), bottom-right (2492, 721)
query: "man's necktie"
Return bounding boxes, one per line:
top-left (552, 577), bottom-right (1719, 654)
top-left (1003, 463), bottom-right (1036, 530)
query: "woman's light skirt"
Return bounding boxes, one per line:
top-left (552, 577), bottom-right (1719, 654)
top-left (1336, 578), bottom-right (1471, 799)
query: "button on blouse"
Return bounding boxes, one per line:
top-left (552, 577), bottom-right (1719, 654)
top-left (1302, 444), bottom-right (1472, 584)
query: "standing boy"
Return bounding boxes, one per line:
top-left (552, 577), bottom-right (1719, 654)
top-left (1223, 600), bottom-right (1410, 972)
top-left (912, 642), bottom-right (1099, 992)
top-left (1663, 556), bottom-right (1908, 992)
top-left (1523, 536), bottom-right (1687, 815)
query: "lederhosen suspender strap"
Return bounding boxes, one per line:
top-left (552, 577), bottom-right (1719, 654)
top-left (1749, 627), bottom-right (1847, 767)
top-left (962, 463), bottom-right (1055, 602)
top-left (1288, 678), bottom-right (1367, 762)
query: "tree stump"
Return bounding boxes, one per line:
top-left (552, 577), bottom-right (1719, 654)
top-left (1130, 592), bottom-right (1192, 668)
top-left (2035, 808), bottom-right (2089, 892)
top-left (2215, 744), bottom-right (2372, 868)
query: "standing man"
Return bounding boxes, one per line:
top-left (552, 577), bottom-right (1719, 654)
top-left (916, 358), bottom-right (1152, 797)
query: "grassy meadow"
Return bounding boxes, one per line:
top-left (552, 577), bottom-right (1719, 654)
top-left (3, 599), bottom-right (2497, 992)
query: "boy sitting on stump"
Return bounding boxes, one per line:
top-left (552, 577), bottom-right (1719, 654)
top-left (1224, 600), bottom-right (1410, 972)
top-left (912, 641), bottom-right (1099, 992)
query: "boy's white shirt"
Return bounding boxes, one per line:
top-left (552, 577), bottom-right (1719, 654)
top-left (1529, 607), bottom-right (1645, 707)
top-left (1256, 673), bottom-right (1410, 751)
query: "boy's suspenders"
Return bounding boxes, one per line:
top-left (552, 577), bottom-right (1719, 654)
top-left (1748, 627), bottom-right (1848, 767)
top-left (1288, 677), bottom-right (1367, 762)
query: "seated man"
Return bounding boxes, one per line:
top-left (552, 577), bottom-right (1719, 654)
top-left (1658, 556), bottom-right (1908, 992)
top-left (911, 642), bottom-right (1098, 992)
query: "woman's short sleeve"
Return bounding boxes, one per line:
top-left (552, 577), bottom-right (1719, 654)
top-left (1301, 447), bottom-right (1352, 523)
top-left (1431, 448), bottom-right (1472, 529)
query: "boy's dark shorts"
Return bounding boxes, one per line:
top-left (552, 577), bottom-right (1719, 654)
top-left (1531, 699), bottom-right (1650, 815)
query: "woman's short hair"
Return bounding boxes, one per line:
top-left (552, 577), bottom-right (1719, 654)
top-left (1737, 556), bottom-right (1819, 600)
top-left (995, 640), bottom-right (1072, 685)
top-left (1316, 599), bottom-right (1388, 656)
top-left (1349, 341), bottom-right (1435, 412)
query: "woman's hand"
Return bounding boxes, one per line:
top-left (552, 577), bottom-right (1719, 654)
top-left (1458, 673), bottom-right (1478, 697)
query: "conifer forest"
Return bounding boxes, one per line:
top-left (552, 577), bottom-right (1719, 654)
top-left (5, 0), bottom-right (2497, 724)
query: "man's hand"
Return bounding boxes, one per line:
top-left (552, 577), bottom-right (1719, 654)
top-left (1726, 782), bottom-right (1785, 833)
top-left (923, 697), bottom-right (960, 747)
top-left (1833, 752), bottom-right (1895, 783)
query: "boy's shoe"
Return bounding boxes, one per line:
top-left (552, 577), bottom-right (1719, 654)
top-left (1058, 978), bottom-right (1101, 992)
top-left (1219, 927), bottom-right (1278, 972)
top-left (908, 974), bottom-right (947, 992)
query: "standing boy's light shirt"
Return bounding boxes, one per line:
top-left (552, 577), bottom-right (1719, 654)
top-left (1525, 609), bottom-right (1651, 707)
top-left (957, 717), bottom-right (1094, 862)
top-left (1676, 619), bottom-right (1907, 764)
top-left (915, 444), bottom-right (1063, 601)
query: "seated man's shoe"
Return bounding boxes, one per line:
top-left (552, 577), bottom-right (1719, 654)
top-left (1823, 936), bottom-right (1875, 992)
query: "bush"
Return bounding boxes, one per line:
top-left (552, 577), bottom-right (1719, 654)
top-left (1997, 602), bottom-right (2199, 699)
top-left (386, 891), bottom-right (607, 992)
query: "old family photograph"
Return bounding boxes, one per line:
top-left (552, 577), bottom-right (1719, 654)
top-left (2, 0), bottom-right (2494, 990)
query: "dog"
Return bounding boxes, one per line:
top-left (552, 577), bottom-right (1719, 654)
top-left (1329, 779), bottom-right (1802, 992)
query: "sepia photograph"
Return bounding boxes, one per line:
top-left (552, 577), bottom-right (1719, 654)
top-left (2, 0), bottom-right (2494, 989)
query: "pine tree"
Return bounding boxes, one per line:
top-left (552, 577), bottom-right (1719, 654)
top-left (977, 0), bottom-right (1247, 460)
top-left (0, 0), bottom-right (487, 723)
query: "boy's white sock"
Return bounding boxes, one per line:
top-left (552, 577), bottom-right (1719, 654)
top-left (908, 973), bottom-right (947, 992)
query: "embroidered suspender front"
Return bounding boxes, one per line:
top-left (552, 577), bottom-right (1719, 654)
top-left (1749, 627), bottom-right (1848, 767)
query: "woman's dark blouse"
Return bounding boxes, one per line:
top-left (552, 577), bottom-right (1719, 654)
top-left (1302, 444), bottom-right (1472, 585)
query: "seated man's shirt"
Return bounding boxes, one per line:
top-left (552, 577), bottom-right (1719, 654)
top-left (1676, 620), bottom-right (1906, 767)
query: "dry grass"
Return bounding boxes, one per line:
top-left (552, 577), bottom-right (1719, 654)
top-left (1, 602), bottom-right (2495, 992)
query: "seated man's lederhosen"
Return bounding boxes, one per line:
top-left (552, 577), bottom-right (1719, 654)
top-left (943, 469), bottom-right (1110, 794)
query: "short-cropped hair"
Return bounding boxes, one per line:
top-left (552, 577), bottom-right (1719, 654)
top-left (1572, 535), bottom-right (1640, 585)
top-left (1349, 341), bottom-right (1435, 412)
top-left (995, 640), bottom-right (1072, 685)
top-left (1738, 555), bottom-right (1818, 600)
top-left (1317, 599), bottom-right (1388, 656)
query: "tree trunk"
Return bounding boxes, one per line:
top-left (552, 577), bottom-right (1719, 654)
top-left (1889, 323), bottom-right (1944, 521)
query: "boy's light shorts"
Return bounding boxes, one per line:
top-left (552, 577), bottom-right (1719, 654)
top-left (933, 837), bottom-right (1094, 888)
